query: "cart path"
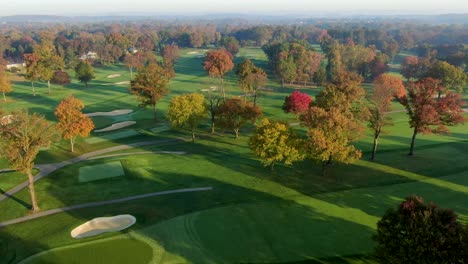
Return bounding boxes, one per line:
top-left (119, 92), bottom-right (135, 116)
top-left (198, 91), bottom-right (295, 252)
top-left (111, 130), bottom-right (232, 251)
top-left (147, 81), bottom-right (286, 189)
top-left (0, 187), bottom-right (213, 228)
top-left (0, 138), bottom-right (185, 202)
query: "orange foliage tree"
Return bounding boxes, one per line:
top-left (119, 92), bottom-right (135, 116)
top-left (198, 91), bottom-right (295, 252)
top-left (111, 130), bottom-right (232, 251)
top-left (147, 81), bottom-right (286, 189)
top-left (216, 98), bottom-right (262, 138)
top-left (0, 67), bottom-right (12, 102)
top-left (397, 77), bottom-right (466, 156)
top-left (55, 95), bottom-right (95, 152)
top-left (203, 49), bottom-right (234, 99)
top-left (369, 74), bottom-right (406, 160)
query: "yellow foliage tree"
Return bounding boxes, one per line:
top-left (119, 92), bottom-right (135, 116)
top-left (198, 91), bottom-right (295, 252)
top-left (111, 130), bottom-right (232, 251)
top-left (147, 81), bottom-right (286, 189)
top-left (0, 68), bottom-right (12, 102)
top-left (55, 95), bottom-right (94, 152)
top-left (249, 118), bottom-right (304, 170)
top-left (167, 93), bottom-right (207, 142)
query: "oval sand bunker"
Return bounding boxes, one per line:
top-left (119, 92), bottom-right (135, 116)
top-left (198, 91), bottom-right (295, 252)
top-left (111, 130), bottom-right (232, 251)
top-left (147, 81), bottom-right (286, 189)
top-left (71, 214), bottom-right (136, 239)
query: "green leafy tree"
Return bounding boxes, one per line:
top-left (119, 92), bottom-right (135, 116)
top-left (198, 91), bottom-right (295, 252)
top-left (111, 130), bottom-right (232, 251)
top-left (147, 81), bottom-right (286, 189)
top-left (426, 60), bottom-right (467, 96)
top-left (374, 195), bottom-right (468, 264)
top-left (0, 111), bottom-right (56, 213)
top-left (35, 40), bottom-right (64, 94)
top-left (130, 63), bottom-right (170, 120)
top-left (74, 61), bottom-right (95, 87)
top-left (167, 93), bottom-right (207, 142)
top-left (249, 118), bottom-right (304, 170)
top-left (23, 53), bottom-right (41, 96)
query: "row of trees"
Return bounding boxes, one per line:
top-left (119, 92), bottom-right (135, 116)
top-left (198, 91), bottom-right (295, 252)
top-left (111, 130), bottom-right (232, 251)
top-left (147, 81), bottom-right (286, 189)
top-left (249, 71), bottom-right (466, 172)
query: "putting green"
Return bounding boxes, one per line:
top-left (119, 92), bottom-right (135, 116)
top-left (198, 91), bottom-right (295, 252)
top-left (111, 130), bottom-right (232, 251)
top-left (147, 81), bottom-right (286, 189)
top-left (78, 161), bottom-right (125, 183)
top-left (19, 237), bottom-right (153, 264)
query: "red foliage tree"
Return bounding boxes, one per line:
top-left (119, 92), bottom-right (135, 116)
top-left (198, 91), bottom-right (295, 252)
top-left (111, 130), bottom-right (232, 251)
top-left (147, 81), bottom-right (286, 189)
top-left (400, 56), bottom-right (421, 81)
top-left (162, 44), bottom-right (180, 77)
top-left (51, 70), bottom-right (71, 87)
top-left (282, 91), bottom-right (312, 116)
top-left (398, 77), bottom-right (466, 155)
top-left (203, 49), bottom-right (234, 99)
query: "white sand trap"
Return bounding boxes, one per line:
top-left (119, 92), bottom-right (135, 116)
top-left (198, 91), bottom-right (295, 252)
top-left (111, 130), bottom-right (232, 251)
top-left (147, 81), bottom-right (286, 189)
top-left (187, 51), bottom-right (199, 54)
top-left (85, 109), bottom-right (133, 117)
top-left (94, 121), bottom-right (136, 132)
top-left (71, 214), bottom-right (136, 239)
top-left (464, 108), bottom-right (468, 112)
top-left (0, 115), bottom-right (13, 125)
top-left (115, 81), bottom-right (130, 85)
top-left (107, 74), bottom-right (121, 78)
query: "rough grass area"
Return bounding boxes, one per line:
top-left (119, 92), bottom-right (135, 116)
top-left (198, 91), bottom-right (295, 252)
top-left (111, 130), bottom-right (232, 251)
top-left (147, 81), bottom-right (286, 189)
top-left (78, 161), bottom-right (125, 183)
top-left (20, 237), bottom-right (153, 264)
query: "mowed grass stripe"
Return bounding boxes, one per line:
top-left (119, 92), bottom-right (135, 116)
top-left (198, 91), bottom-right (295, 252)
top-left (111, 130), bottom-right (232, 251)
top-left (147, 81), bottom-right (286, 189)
top-left (78, 161), bottom-right (125, 183)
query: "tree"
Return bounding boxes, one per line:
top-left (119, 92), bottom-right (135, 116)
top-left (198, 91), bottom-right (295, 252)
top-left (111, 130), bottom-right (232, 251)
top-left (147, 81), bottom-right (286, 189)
top-left (397, 78), bottom-right (466, 156)
top-left (167, 93), bottom-right (207, 142)
top-left (204, 90), bottom-right (223, 133)
top-left (326, 42), bottom-right (344, 83)
top-left (245, 67), bottom-right (268, 106)
top-left (216, 98), bottom-right (262, 138)
top-left (368, 74), bottom-right (405, 160)
top-left (35, 40), bottom-right (64, 94)
top-left (55, 95), bottom-right (95, 152)
top-left (74, 61), bottom-right (95, 86)
top-left (400, 56), bottom-right (421, 81)
top-left (220, 36), bottom-right (240, 56)
top-left (23, 53), bottom-right (41, 96)
top-left (249, 118), bottom-right (305, 170)
top-left (162, 44), bottom-right (180, 77)
top-left (130, 63), bottom-right (170, 120)
top-left (426, 61), bottom-right (467, 95)
top-left (0, 67), bottom-right (12, 102)
top-left (0, 111), bottom-right (56, 213)
top-left (203, 49), bottom-right (234, 99)
top-left (235, 59), bottom-right (255, 100)
top-left (282, 91), bottom-right (312, 117)
top-left (374, 195), bottom-right (468, 264)
top-left (301, 71), bottom-right (368, 175)
top-left (51, 70), bottom-right (71, 87)
top-left (124, 52), bottom-right (145, 79)
top-left (190, 32), bottom-right (204, 48)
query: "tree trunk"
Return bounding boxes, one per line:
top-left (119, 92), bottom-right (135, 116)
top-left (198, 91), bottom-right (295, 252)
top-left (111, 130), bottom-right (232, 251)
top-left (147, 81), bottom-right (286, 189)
top-left (70, 137), bottom-right (75, 153)
top-left (409, 128), bottom-right (418, 156)
top-left (371, 132), bottom-right (380, 161)
top-left (47, 80), bottom-right (51, 95)
top-left (253, 90), bottom-right (258, 107)
top-left (31, 82), bottom-right (36, 96)
top-left (221, 78), bottom-right (225, 100)
top-left (270, 162), bottom-right (275, 171)
top-left (438, 91), bottom-right (441, 100)
top-left (2, 92), bottom-right (5, 102)
top-left (234, 128), bottom-right (239, 139)
top-left (26, 170), bottom-right (40, 213)
top-left (153, 104), bottom-right (158, 123)
top-left (130, 67), bottom-right (133, 79)
top-left (192, 130), bottom-right (195, 143)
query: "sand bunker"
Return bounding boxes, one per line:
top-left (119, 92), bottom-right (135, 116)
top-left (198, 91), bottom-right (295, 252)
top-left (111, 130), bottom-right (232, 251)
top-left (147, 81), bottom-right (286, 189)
top-left (85, 109), bottom-right (133, 117)
top-left (0, 115), bottom-right (13, 125)
top-left (107, 74), bottom-right (121, 78)
top-left (187, 51), bottom-right (199, 54)
top-left (94, 121), bottom-right (136, 132)
top-left (71, 214), bottom-right (136, 239)
top-left (115, 81), bottom-right (130, 85)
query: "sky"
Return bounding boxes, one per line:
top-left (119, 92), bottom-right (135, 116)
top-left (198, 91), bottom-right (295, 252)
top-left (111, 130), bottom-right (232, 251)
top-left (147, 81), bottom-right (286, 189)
top-left (1, 0), bottom-right (467, 16)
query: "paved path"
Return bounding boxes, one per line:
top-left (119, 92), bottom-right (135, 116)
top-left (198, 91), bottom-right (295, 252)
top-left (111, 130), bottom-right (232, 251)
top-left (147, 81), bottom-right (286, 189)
top-left (0, 187), bottom-right (212, 228)
top-left (0, 138), bottom-right (185, 202)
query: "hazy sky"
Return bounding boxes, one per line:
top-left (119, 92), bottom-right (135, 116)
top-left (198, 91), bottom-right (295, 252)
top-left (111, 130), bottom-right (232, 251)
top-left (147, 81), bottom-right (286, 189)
top-left (1, 0), bottom-right (467, 16)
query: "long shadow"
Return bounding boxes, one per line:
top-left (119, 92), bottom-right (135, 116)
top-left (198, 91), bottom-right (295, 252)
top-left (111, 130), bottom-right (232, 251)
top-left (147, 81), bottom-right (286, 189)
top-left (0, 188), bottom-right (30, 209)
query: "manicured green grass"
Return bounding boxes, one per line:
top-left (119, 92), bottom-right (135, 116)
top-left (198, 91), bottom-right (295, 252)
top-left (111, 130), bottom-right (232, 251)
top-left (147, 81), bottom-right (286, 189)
top-left (20, 237), bottom-right (153, 264)
top-left (0, 48), bottom-right (467, 264)
top-left (78, 161), bottom-right (125, 183)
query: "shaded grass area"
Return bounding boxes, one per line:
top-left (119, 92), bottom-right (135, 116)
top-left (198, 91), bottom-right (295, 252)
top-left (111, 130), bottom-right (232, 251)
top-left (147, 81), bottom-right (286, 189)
top-left (78, 161), bottom-right (124, 183)
top-left (20, 237), bottom-right (153, 264)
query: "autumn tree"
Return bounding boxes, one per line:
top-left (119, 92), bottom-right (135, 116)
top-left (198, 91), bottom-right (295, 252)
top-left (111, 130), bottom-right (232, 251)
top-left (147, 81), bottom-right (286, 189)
top-left (235, 59), bottom-right (255, 100)
top-left (326, 42), bottom-right (344, 83)
top-left (374, 195), bottom-right (468, 263)
top-left (0, 67), bottom-right (12, 102)
top-left (204, 90), bottom-right (223, 133)
top-left (301, 71), bottom-right (368, 174)
top-left (368, 74), bottom-right (405, 160)
top-left (23, 53), bottom-right (41, 96)
top-left (162, 44), bottom-right (180, 77)
top-left (400, 56), bottom-right (422, 81)
top-left (426, 61), bottom-right (467, 95)
top-left (235, 60), bottom-right (268, 106)
top-left (0, 111), bottom-right (56, 212)
top-left (216, 98), bottom-right (262, 138)
top-left (51, 70), bottom-right (71, 87)
top-left (398, 77), bottom-right (466, 156)
top-left (220, 36), bottom-right (240, 56)
top-left (167, 93), bottom-right (207, 142)
top-left (34, 40), bottom-right (64, 94)
top-left (203, 49), bottom-right (234, 99)
top-left (124, 51), bottom-right (146, 79)
top-left (190, 32), bottom-right (204, 48)
top-left (74, 61), bottom-right (95, 86)
top-left (282, 91), bottom-right (312, 117)
top-left (55, 95), bottom-right (95, 152)
top-left (130, 63), bottom-right (170, 120)
top-left (249, 118), bottom-right (305, 170)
